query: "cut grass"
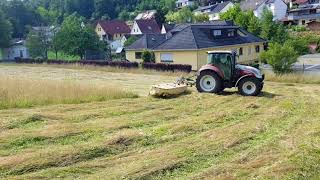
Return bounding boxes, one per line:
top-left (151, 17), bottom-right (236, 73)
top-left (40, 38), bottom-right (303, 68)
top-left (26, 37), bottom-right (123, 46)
top-left (264, 71), bottom-right (320, 84)
top-left (0, 76), bottom-right (138, 109)
top-left (0, 65), bottom-right (319, 179)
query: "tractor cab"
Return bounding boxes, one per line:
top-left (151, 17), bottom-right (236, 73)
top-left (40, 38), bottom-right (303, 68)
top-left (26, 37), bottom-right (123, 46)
top-left (207, 51), bottom-right (236, 81)
top-left (196, 50), bottom-right (264, 96)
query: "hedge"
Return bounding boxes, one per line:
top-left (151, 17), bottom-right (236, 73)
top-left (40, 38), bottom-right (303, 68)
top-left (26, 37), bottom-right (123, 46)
top-left (142, 62), bottom-right (192, 72)
top-left (14, 58), bottom-right (139, 68)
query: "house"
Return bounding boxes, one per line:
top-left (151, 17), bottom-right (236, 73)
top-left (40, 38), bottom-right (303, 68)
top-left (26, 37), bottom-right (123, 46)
top-left (282, 4), bottom-right (320, 26)
top-left (194, 1), bottom-right (235, 21)
top-left (126, 21), bottom-right (266, 70)
top-left (1, 39), bottom-right (29, 61)
top-left (31, 26), bottom-right (58, 41)
top-left (240, 0), bottom-right (288, 20)
top-left (176, 0), bottom-right (195, 9)
top-left (126, 34), bottom-right (167, 62)
top-left (95, 20), bottom-right (131, 51)
top-left (134, 10), bottom-right (157, 20)
top-left (131, 19), bottom-right (161, 35)
top-left (161, 23), bottom-right (176, 34)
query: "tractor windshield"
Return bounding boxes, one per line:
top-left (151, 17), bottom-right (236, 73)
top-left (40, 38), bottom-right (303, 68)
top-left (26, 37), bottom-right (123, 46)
top-left (207, 53), bottom-right (233, 80)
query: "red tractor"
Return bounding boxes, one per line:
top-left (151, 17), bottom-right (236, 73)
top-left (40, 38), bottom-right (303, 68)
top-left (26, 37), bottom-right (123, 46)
top-left (196, 51), bottom-right (264, 96)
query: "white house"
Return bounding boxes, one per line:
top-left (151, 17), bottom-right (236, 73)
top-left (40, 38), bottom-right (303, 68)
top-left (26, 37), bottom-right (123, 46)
top-left (176, 0), bottom-right (195, 9)
top-left (1, 40), bottom-right (29, 61)
top-left (131, 19), bottom-right (161, 35)
top-left (194, 1), bottom-right (235, 21)
top-left (243, 0), bottom-right (288, 20)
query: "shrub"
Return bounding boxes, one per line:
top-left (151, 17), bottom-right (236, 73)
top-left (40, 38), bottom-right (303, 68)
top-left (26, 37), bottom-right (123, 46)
top-left (142, 63), bottom-right (192, 72)
top-left (14, 58), bottom-right (139, 69)
top-left (142, 51), bottom-right (153, 63)
top-left (260, 42), bottom-right (298, 74)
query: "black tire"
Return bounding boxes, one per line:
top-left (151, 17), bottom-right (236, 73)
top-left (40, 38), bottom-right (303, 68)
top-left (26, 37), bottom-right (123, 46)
top-left (238, 77), bottom-right (262, 96)
top-left (196, 71), bottom-right (223, 93)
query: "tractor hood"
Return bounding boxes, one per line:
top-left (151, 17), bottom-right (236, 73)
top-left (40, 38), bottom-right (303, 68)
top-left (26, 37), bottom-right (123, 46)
top-left (236, 64), bottom-right (263, 79)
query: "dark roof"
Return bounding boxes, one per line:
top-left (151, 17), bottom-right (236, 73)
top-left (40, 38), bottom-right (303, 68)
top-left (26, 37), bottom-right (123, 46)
top-left (154, 22), bottom-right (265, 50)
top-left (126, 34), bottom-right (167, 50)
top-left (240, 0), bottom-right (265, 11)
top-left (136, 19), bottom-right (161, 34)
top-left (98, 20), bottom-right (131, 35)
top-left (162, 23), bottom-right (176, 32)
top-left (195, 1), bottom-right (232, 14)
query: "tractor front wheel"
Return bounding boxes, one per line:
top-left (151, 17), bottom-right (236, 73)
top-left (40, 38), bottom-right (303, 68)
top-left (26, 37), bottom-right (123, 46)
top-left (196, 71), bottom-right (222, 93)
top-left (238, 77), bottom-right (262, 96)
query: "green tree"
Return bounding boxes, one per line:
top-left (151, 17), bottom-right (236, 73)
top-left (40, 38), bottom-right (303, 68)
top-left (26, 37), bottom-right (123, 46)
top-left (272, 24), bottom-right (288, 44)
top-left (194, 13), bottom-right (209, 23)
top-left (285, 37), bottom-right (309, 56)
top-left (247, 11), bottom-right (260, 36)
top-left (260, 43), bottom-right (298, 74)
top-left (142, 50), bottom-right (153, 63)
top-left (124, 36), bottom-right (138, 47)
top-left (54, 13), bottom-right (103, 59)
top-left (0, 10), bottom-right (12, 48)
top-left (260, 8), bottom-right (275, 41)
top-left (220, 4), bottom-right (248, 29)
top-left (165, 7), bottom-right (194, 23)
top-left (26, 29), bottom-right (50, 59)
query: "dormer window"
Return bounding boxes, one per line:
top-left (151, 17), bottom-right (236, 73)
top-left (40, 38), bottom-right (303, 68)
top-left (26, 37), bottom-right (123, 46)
top-left (213, 30), bottom-right (221, 36)
top-left (228, 30), bottom-right (235, 37)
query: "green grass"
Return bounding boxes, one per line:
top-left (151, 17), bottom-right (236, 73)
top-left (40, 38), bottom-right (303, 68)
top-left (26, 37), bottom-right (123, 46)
top-left (0, 65), bottom-right (319, 179)
top-left (47, 51), bottom-right (80, 61)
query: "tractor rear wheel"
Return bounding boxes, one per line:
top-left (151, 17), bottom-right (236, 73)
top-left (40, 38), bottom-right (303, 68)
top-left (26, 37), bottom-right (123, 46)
top-left (196, 71), bottom-right (223, 93)
top-left (238, 77), bottom-right (262, 96)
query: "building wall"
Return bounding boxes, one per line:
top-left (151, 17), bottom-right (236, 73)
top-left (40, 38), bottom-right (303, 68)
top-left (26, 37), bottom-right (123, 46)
top-left (131, 22), bottom-right (142, 35)
top-left (152, 42), bottom-right (264, 70)
top-left (126, 50), bottom-right (144, 62)
top-left (254, 0), bottom-right (287, 20)
top-left (95, 23), bottom-right (106, 40)
top-left (307, 21), bottom-right (320, 31)
top-left (3, 45), bottom-right (29, 60)
top-left (154, 51), bottom-right (199, 70)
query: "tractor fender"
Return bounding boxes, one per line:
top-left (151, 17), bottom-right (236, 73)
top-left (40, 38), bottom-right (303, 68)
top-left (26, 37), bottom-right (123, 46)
top-left (198, 65), bottom-right (224, 79)
top-left (235, 74), bottom-right (254, 87)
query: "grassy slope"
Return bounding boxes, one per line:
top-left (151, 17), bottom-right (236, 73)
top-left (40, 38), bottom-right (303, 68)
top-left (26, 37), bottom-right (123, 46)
top-left (0, 81), bottom-right (319, 179)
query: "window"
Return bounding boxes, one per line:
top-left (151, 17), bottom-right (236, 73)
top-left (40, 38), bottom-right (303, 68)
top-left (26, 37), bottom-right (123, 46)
top-left (248, 47), bottom-right (251, 55)
top-left (98, 27), bottom-right (101, 31)
top-left (213, 30), bottom-right (221, 36)
top-left (135, 52), bottom-right (142, 59)
top-left (20, 50), bottom-right (24, 58)
top-left (255, 45), bottom-right (260, 53)
top-left (302, 20), bottom-right (306, 25)
top-left (228, 30), bottom-right (235, 37)
top-left (160, 53), bottom-right (173, 62)
top-left (239, 47), bottom-right (243, 55)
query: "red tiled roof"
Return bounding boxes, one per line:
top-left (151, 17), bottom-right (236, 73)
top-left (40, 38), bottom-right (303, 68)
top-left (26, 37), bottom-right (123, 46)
top-left (98, 20), bottom-right (131, 35)
top-left (293, 0), bottom-right (308, 4)
top-left (136, 19), bottom-right (161, 34)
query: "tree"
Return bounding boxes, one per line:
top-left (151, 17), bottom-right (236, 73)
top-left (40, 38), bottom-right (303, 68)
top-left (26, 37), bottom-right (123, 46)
top-left (247, 11), bottom-right (260, 36)
top-left (194, 13), bottom-right (209, 23)
top-left (272, 24), bottom-right (288, 44)
top-left (124, 36), bottom-right (138, 47)
top-left (260, 43), bottom-right (298, 74)
top-left (285, 37), bottom-right (309, 56)
top-left (26, 29), bottom-right (50, 59)
top-left (53, 13), bottom-right (103, 59)
top-left (260, 8), bottom-right (275, 41)
top-left (0, 10), bottom-right (12, 48)
top-left (165, 7), bottom-right (194, 23)
top-left (220, 4), bottom-right (248, 29)
top-left (142, 50), bottom-right (154, 63)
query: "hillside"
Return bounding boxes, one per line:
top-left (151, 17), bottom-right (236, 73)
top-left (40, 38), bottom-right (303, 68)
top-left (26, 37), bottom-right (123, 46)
top-left (0, 65), bottom-right (319, 179)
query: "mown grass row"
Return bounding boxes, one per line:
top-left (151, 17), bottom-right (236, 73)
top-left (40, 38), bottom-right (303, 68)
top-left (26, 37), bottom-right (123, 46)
top-left (0, 76), bottom-right (138, 109)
